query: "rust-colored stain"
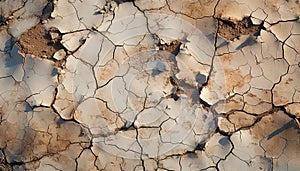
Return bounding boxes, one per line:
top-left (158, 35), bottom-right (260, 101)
top-left (285, 77), bottom-right (293, 84)
top-left (224, 69), bottom-right (250, 93)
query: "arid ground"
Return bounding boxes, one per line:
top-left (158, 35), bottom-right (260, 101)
top-left (0, 0), bottom-right (299, 170)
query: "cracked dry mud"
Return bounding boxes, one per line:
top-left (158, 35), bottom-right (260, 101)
top-left (0, 0), bottom-right (299, 171)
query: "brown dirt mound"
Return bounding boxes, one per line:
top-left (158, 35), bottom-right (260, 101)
top-left (218, 17), bottom-right (261, 41)
top-left (17, 24), bottom-right (63, 58)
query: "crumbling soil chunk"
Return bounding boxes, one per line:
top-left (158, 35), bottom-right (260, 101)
top-left (218, 17), bottom-right (261, 41)
top-left (17, 24), bottom-right (63, 58)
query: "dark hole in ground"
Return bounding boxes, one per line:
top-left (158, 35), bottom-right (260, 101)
top-left (0, 15), bottom-right (6, 26)
top-left (113, 0), bottom-right (135, 4)
top-left (41, 0), bottom-right (54, 21)
top-left (170, 93), bottom-right (180, 101)
top-left (157, 40), bottom-right (182, 56)
top-left (0, 15), bottom-right (13, 28)
top-left (195, 142), bottom-right (206, 151)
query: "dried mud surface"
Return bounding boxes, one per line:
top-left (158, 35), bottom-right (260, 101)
top-left (0, 0), bottom-right (299, 171)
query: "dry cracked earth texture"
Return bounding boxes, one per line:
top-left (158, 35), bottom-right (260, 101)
top-left (0, 0), bottom-right (299, 171)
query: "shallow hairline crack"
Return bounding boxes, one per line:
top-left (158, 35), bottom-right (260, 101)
top-left (101, 138), bottom-right (143, 155)
top-left (68, 1), bottom-right (90, 30)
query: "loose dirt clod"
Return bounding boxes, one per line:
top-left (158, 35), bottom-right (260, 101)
top-left (217, 17), bottom-right (261, 41)
top-left (17, 24), bottom-right (64, 58)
